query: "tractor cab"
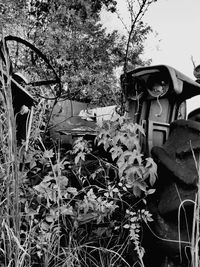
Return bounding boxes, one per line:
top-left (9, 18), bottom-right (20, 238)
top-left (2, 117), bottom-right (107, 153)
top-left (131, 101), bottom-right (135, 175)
top-left (121, 65), bottom-right (200, 155)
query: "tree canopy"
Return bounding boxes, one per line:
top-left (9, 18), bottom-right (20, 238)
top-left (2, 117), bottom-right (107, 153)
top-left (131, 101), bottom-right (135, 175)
top-left (0, 0), bottom-right (157, 106)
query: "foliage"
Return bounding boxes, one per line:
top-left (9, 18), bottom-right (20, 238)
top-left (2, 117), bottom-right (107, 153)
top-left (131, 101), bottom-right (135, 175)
top-left (124, 209), bottom-right (153, 263)
top-left (0, 1), bottom-right (160, 265)
top-left (0, 0), bottom-right (122, 106)
top-left (96, 115), bottom-right (157, 197)
top-left (0, 72), bottom-right (157, 266)
top-left (27, 0), bottom-right (123, 105)
top-left (38, 117), bottom-right (156, 265)
top-left (0, 0), bottom-right (156, 106)
top-left (109, 0), bottom-right (158, 72)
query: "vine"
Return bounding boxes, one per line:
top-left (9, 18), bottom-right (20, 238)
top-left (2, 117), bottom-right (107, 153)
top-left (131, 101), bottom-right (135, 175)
top-left (0, 108), bottom-right (157, 266)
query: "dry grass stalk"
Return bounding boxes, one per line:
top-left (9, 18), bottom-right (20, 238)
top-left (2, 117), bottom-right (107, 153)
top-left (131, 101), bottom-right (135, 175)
top-left (0, 35), bottom-right (21, 265)
top-left (190, 147), bottom-right (200, 267)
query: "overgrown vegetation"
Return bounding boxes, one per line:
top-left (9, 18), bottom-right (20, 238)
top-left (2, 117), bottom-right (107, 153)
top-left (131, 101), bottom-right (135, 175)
top-left (0, 57), bottom-right (158, 266)
top-left (4, 1), bottom-right (199, 266)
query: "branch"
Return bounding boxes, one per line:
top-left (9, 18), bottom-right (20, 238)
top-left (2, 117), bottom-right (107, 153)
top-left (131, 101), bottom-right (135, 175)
top-left (115, 10), bottom-right (130, 34)
top-left (119, 0), bottom-right (155, 115)
top-left (123, 0), bottom-right (151, 73)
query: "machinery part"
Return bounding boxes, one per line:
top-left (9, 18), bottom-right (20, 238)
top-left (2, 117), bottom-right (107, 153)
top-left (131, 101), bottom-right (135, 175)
top-left (145, 119), bottom-right (200, 267)
top-left (0, 35), bottom-right (61, 100)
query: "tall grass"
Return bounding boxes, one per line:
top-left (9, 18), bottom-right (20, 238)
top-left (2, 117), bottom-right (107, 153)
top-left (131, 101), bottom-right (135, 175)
top-left (0, 36), bottom-right (21, 266)
top-left (0, 52), bottom-right (130, 266)
top-left (190, 147), bottom-right (200, 267)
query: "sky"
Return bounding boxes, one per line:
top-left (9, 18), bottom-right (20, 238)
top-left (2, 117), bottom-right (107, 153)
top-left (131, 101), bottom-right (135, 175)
top-left (101, 0), bottom-right (200, 113)
top-left (143, 0), bottom-right (200, 78)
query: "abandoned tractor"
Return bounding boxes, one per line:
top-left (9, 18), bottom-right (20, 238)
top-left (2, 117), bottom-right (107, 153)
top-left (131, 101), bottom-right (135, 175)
top-left (1, 34), bottom-right (200, 266)
top-left (121, 65), bottom-right (200, 266)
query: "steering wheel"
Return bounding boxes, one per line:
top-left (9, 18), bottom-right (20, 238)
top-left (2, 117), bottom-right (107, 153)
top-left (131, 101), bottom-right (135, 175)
top-left (0, 35), bottom-right (61, 100)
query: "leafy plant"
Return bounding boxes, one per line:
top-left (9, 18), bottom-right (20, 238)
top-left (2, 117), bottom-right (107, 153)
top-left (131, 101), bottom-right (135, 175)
top-left (124, 209), bottom-right (153, 267)
top-left (22, 115), bottom-right (157, 266)
top-left (96, 115), bottom-right (157, 197)
top-left (67, 114), bottom-right (157, 265)
top-left (0, 48), bottom-right (157, 265)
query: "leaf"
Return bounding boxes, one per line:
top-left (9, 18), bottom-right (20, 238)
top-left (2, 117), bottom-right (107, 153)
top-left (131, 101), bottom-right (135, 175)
top-left (77, 212), bottom-right (98, 224)
top-left (42, 175), bottom-right (54, 183)
top-left (43, 149), bottom-right (54, 159)
top-left (149, 172), bottom-right (157, 186)
top-left (67, 187), bottom-right (78, 196)
top-left (46, 215), bottom-right (55, 223)
top-left (131, 180), bottom-right (147, 197)
top-left (146, 189), bottom-right (156, 195)
top-left (41, 222), bottom-right (50, 231)
top-left (126, 150), bottom-right (143, 165)
top-left (75, 152), bottom-right (85, 164)
top-left (110, 146), bottom-right (123, 160)
top-left (30, 160), bottom-right (37, 169)
top-left (60, 205), bottom-right (74, 216)
top-left (145, 158), bottom-right (157, 186)
top-left (58, 176), bottom-right (69, 188)
top-left (125, 166), bottom-right (142, 181)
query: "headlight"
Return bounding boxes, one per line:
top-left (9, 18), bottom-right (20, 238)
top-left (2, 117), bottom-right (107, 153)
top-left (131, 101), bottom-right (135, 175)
top-left (147, 73), bottom-right (169, 97)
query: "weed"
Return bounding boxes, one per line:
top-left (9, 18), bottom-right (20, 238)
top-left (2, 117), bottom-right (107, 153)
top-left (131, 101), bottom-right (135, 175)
top-left (0, 43), bottom-right (158, 266)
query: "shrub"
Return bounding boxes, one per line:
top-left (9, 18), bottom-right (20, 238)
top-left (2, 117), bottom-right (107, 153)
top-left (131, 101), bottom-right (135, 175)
top-left (0, 59), bottom-right (157, 266)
